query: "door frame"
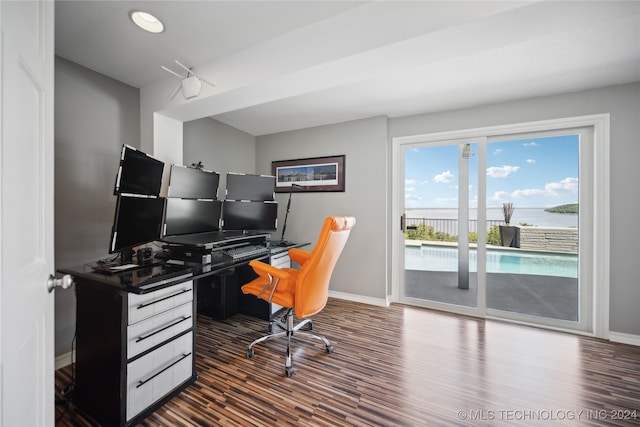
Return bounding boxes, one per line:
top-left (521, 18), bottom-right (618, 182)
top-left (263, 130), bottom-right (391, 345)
top-left (391, 114), bottom-right (610, 339)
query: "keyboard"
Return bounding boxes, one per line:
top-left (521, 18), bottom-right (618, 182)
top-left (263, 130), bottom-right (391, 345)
top-left (222, 244), bottom-right (269, 261)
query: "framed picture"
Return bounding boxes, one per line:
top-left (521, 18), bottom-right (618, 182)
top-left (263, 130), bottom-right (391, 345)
top-left (272, 155), bottom-right (345, 193)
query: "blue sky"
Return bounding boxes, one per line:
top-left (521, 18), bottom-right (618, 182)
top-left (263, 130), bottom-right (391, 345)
top-left (405, 134), bottom-right (579, 209)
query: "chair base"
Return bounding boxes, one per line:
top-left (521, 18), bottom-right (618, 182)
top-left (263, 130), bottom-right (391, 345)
top-left (246, 308), bottom-right (334, 376)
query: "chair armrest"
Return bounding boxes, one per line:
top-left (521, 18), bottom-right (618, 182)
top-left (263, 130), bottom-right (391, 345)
top-left (288, 248), bottom-right (311, 266)
top-left (248, 259), bottom-right (291, 302)
top-left (249, 259), bottom-right (291, 280)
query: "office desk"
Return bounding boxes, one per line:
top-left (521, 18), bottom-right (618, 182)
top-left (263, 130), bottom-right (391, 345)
top-left (58, 237), bottom-right (307, 427)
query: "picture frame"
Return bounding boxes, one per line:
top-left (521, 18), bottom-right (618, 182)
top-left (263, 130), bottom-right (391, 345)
top-left (272, 155), bottom-right (345, 193)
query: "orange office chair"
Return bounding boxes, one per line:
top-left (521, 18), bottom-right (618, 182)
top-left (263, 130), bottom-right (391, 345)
top-left (241, 215), bottom-right (356, 376)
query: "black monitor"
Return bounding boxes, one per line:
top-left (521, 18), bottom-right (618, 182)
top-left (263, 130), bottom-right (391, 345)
top-left (222, 200), bottom-right (278, 231)
top-left (168, 165), bottom-right (220, 199)
top-left (113, 145), bottom-right (164, 196)
top-left (163, 199), bottom-right (222, 236)
top-left (226, 173), bottom-right (275, 201)
top-left (109, 195), bottom-right (165, 258)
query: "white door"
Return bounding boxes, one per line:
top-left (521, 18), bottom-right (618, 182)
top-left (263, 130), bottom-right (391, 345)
top-left (1, 1), bottom-right (55, 425)
top-left (393, 116), bottom-right (609, 337)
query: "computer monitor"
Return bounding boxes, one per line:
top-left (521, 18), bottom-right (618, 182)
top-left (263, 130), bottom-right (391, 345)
top-left (222, 200), bottom-right (278, 231)
top-left (109, 195), bottom-right (165, 258)
top-left (168, 165), bottom-right (220, 199)
top-left (225, 173), bottom-right (275, 201)
top-left (163, 199), bottom-right (222, 236)
top-left (113, 145), bottom-right (164, 196)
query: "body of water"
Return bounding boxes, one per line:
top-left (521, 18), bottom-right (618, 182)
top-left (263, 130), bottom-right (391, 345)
top-left (406, 208), bottom-right (578, 228)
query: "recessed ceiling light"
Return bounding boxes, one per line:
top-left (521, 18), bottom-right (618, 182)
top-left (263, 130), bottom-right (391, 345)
top-left (129, 10), bottom-right (164, 34)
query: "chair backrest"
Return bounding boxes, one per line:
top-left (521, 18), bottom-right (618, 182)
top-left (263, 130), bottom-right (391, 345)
top-left (294, 216), bottom-right (356, 318)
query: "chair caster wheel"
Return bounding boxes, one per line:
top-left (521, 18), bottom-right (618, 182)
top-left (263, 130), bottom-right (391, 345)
top-left (247, 348), bottom-right (254, 358)
top-left (285, 367), bottom-right (295, 377)
top-left (326, 345), bottom-right (334, 354)
top-left (307, 321), bottom-right (313, 331)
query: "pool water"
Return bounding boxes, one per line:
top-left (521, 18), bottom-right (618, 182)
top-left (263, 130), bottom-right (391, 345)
top-left (405, 245), bottom-right (578, 278)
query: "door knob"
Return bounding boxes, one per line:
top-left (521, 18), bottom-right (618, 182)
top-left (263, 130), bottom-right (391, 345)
top-left (47, 274), bottom-right (74, 293)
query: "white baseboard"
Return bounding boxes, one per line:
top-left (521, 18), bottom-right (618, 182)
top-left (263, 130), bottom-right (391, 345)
top-left (328, 290), bottom-right (389, 307)
top-left (55, 351), bottom-right (74, 370)
top-left (609, 331), bottom-right (640, 347)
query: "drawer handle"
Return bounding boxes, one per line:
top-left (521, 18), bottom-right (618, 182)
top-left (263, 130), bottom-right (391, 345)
top-left (136, 352), bottom-right (191, 389)
top-left (137, 288), bottom-right (191, 310)
top-left (136, 316), bottom-right (192, 343)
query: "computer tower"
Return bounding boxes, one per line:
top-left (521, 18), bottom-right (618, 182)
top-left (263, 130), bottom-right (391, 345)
top-left (197, 270), bottom-right (238, 320)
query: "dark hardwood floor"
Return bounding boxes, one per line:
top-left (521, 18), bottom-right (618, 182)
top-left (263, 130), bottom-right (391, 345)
top-left (56, 299), bottom-right (640, 426)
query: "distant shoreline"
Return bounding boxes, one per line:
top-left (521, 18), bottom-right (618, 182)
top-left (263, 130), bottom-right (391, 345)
top-left (407, 207), bottom-right (576, 211)
top-left (405, 207), bottom-right (578, 228)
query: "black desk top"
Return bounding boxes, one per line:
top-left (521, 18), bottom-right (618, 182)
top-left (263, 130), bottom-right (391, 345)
top-left (58, 241), bottom-right (309, 295)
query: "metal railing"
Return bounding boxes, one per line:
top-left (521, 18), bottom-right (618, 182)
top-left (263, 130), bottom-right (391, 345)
top-left (406, 217), bottom-right (504, 235)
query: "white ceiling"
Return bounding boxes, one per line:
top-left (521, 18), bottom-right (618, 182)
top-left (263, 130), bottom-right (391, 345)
top-left (56, 1), bottom-right (640, 136)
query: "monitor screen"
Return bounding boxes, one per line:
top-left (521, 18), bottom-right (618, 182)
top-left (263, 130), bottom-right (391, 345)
top-left (222, 200), bottom-right (278, 231)
top-left (168, 165), bottom-right (220, 199)
top-left (109, 195), bottom-right (165, 253)
top-left (225, 173), bottom-right (275, 201)
top-left (163, 199), bottom-right (222, 236)
top-left (113, 145), bottom-right (164, 196)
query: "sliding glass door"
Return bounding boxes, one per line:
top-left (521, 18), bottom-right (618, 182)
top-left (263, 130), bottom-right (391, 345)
top-left (394, 121), bottom-right (598, 333)
top-left (401, 139), bottom-right (481, 313)
top-left (484, 133), bottom-right (581, 322)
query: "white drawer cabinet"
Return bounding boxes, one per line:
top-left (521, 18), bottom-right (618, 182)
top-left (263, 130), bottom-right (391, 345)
top-left (128, 281), bottom-right (193, 324)
top-left (127, 301), bottom-right (193, 359)
top-left (270, 251), bottom-right (291, 269)
top-left (127, 332), bottom-right (193, 421)
top-left (73, 276), bottom-right (197, 427)
top-left (269, 252), bottom-right (290, 317)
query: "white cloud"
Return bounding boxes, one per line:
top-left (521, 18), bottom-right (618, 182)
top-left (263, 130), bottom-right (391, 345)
top-left (405, 186), bottom-right (415, 192)
top-left (405, 178), bottom-right (416, 185)
top-left (487, 165), bottom-right (519, 178)
top-left (526, 159), bottom-right (536, 164)
top-left (488, 191), bottom-right (510, 204)
top-left (511, 177), bottom-right (578, 199)
top-left (511, 188), bottom-right (546, 198)
top-left (469, 195), bottom-right (478, 209)
top-left (434, 196), bottom-right (458, 206)
top-left (405, 193), bottom-right (422, 208)
top-left (493, 148), bottom-right (503, 155)
top-left (545, 177), bottom-right (578, 196)
top-left (433, 170), bottom-right (454, 183)
top-left (523, 142), bottom-right (541, 147)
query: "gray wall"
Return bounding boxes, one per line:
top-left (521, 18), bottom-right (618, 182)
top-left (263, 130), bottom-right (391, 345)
top-left (183, 117), bottom-right (255, 195)
top-left (54, 57), bottom-right (140, 356)
top-left (256, 116), bottom-right (389, 301)
top-left (389, 82), bottom-right (640, 336)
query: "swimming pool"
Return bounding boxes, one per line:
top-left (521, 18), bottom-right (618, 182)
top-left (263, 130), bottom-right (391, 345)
top-left (405, 245), bottom-right (578, 278)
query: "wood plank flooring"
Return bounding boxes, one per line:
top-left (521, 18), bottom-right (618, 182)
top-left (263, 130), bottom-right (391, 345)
top-left (55, 299), bottom-right (640, 426)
